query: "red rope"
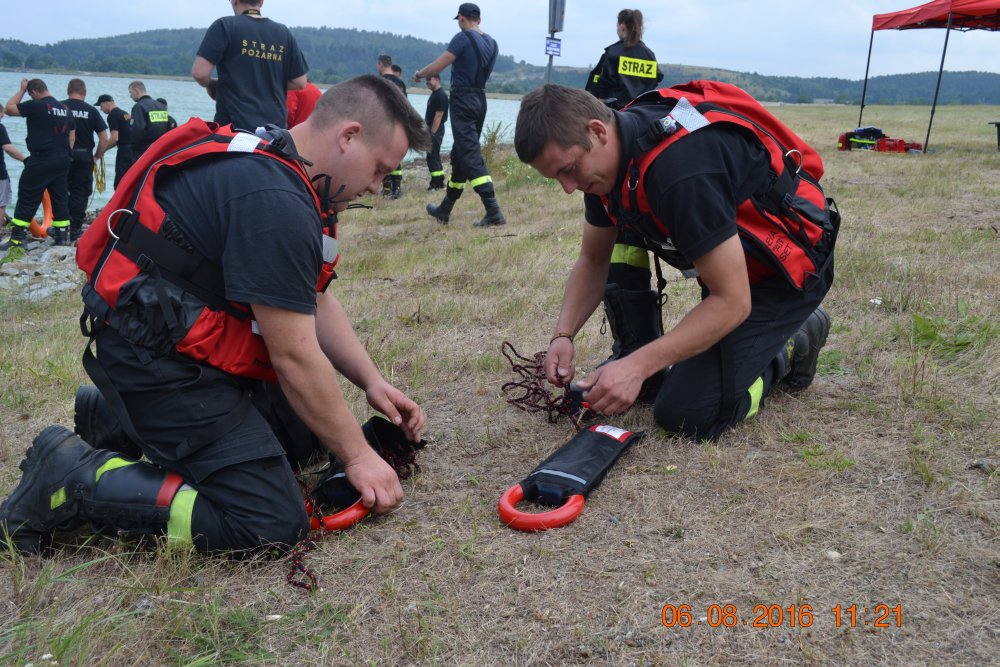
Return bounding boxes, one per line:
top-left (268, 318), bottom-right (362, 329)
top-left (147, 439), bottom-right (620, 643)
top-left (500, 341), bottom-right (593, 429)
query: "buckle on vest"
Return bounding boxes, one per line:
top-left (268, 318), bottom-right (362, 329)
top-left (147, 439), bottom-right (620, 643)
top-left (651, 115), bottom-right (679, 138)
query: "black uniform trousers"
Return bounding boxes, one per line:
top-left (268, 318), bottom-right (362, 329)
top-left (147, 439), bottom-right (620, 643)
top-left (68, 149), bottom-right (95, 226)
top-left (427, 126), bottom-right (445, 176)
top-left (652, 258), bottom-right (834, 441)
top-left (91, 326), bottom-right (313, 554)
top-left (113, 146), bottom-right (135, 189)
top-left (12, 152), bottom-right (71, 223)
top-left (448, 88), bottom-right (492, 195)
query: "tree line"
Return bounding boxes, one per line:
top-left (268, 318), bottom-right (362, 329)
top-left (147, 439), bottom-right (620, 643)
top-left (2, 27), bottom-right (999, 103)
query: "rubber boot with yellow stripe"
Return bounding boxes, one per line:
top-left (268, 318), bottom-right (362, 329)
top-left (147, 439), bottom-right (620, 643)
top-left (0, 425), bottom-right (191, 555)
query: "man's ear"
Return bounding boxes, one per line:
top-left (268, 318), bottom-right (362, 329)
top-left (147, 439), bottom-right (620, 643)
top-left (588, 119), bottom-right (611, 147)
top-left (337, 121), bottom-right (363, 152)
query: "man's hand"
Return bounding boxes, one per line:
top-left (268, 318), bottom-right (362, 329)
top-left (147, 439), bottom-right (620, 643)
top-left (365, 380), bottom-right (425, 443)
top-left (342, 447), bottom-right (404, 513)
top-left (19, 78), bottom-right (28, 92)
top-left (544, 337), bottom-right (576, 387)
top-left (574, 356), bottom-right (646, 415)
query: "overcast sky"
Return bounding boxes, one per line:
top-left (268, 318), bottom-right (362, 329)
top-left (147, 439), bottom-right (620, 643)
top-left (3, 1), bottom-right (999, 79)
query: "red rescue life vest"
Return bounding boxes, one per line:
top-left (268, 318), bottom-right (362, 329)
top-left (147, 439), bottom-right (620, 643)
top-left (603, 80), bottom-right (837, 290)
top-left (77, 118), bottom-right (338, 383)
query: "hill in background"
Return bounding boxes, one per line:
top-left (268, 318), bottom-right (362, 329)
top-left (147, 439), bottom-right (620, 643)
top-left (2, 27), bottom-right (999, 104)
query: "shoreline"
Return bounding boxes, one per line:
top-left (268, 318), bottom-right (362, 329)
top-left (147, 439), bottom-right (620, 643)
top-left (0, 68), bottom-right (525, 101)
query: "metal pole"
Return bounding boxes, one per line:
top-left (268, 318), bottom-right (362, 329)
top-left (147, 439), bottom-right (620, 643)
top-left (858, 29), bottom-right (875, 128)
top-left (924, 12), bottom-right (954, 154)
top-left (546, 31), bottom-right (555, 84)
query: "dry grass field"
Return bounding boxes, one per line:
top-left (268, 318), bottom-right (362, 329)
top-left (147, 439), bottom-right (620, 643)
top-left (0, 102), bottom-right (997, 666)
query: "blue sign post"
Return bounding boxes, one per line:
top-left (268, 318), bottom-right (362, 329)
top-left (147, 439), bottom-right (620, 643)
top-left (546, 0), bottom-right (567, 84)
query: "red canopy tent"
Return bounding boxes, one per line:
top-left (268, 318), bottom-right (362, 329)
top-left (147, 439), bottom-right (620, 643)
top-left (858, 0), bottom-right (1000, 152)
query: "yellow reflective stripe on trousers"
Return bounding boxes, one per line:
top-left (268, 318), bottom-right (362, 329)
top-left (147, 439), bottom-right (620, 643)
top-left (167, 486), bottom-right (197, 547)
top-left (745, 377), bottom-right (765, 419)
top-left (10, 217), bottom-right (31, 228)
top-left (610, 243), bottom-right (650, 269)
top-left (50, 487), bottom-right (67, 510)
top-left (617, 56), bottom-right (658, 78)
top-left (50, 219), bottom-right (70, 228)
top-left (430, 170), bottom-right (445, 177)
top-left (390, 169), bottom-right (402, 176)
top-left (448, 179), bottom-right (466, 189)
top-left (468, 175), bottom-right (492, 188)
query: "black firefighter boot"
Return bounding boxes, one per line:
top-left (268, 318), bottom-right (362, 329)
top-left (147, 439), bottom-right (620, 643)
top-left (0, 425), bottom-right (180, 555)
top-left (74, 385), bottom-right (144, 459)
top-left (473, 193), bottom-right (506, 227)
top-left (426, 188), bottom-right (461, 225)
top-left (0, 223), bottom-right (27, 251)
top-left (776, 306), bottom-right (831, 393)
top-left (69, 218), bottom-right (85, 244)
top-left (602, 284), bottom-right (666, 401)
top-left (49, 224), bottom-right (70, 247)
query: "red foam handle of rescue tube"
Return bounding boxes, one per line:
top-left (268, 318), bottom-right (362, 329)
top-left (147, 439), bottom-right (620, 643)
top-left (497, 483), bottom-right (586, 532)
top-left (307, 498), bottom-right (371, 532)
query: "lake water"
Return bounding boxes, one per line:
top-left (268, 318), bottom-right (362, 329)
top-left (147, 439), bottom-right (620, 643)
top-left (0, 70), bottom-right (522, 210)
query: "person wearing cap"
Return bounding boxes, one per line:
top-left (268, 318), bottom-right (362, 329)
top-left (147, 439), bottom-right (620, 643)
top-left (62, 78), bottom-right (109, 243)
top-left (96, 94), bottom-right (134, 189)
top-left (414, 2), bottom-right (505, 227)
top-left (192, 0), bottom-right (309, 130)
top-left (2, 78), bottom-right (74, 249)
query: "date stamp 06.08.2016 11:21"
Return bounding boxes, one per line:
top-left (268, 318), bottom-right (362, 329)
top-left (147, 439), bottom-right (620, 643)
top-left (661, 603), bottom-right (903, 630)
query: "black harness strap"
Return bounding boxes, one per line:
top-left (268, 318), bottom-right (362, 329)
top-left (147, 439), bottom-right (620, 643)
top-left (79, 313), bottom-right (253, 457)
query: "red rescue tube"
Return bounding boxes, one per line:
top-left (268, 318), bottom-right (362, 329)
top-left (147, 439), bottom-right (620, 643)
top-left (28, 190), bottom-right (53, 238)
top-left (307, 498), bottom-right (371, 532)
top-left (497, 483), bottom-right (586, 532)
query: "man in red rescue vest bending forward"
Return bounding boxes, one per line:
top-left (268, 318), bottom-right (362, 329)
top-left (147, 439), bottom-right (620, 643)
top-left (514, 82), bottom-right (838, 440)
top-left (1, 75), bottom-right (431, 555)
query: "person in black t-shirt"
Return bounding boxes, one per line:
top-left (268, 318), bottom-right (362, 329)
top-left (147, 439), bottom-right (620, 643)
top-left (514, 84), bottom-right (836, 441)
top-left (62, 78), bottom-right (109, 242)
top-left (192, 0), bottom-right (309, 130)
top-left (415, 3), bottom-right (505, 227)
top-left (0, 76), bottom-right (433, 557)
top-left (0, 121), bottom-right (26, 227)
top-left (2, 78), bottom-right (74, 248)
top-left (377, 55), bottom-right (407, 198)
top-left (423, 75), bottom-right (449, 190)
top-left (96, 94), bottom-right (134, 189)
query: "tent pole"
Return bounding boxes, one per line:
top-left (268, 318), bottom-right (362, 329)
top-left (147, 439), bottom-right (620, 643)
top-left (924, 11), bottom-right (954, 153)
top-left (859, 28), bottom-right (875, 127)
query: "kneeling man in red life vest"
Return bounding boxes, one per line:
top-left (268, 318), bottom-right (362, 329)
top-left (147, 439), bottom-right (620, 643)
top-left (1, 75), bottom-right (432, 556)
top-left (514, 82), bottom-right (838, 440)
